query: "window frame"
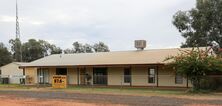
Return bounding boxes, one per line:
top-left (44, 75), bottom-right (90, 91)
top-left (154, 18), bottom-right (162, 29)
top-left (124, 68), bottom-right (131, 83)
top-left (37, 68), bottom-right (49, 84)
top-left (148, 68), bottom-right (156, 84)
top-left (175, 73), bottom-right (183, 84)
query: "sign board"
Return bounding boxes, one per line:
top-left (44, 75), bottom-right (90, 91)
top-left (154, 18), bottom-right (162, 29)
top-left (52, 75), bottom-right (67, 88)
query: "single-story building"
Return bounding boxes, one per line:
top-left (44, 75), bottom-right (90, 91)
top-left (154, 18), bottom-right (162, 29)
top-left (20, 46), bottom-right (213, 88)
top-left (0, 62), bottom-right (26, 84)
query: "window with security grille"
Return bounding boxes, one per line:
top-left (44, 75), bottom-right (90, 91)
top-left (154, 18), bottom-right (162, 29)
top-left (175, 74), bottom-right (183, 84)
top-left (148, 68), bottom-right (155, 83)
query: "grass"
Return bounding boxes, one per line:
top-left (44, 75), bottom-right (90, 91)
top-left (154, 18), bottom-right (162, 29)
top-left (60, 86), bottom-right (188, 96)
top-left (0, 84), bottom-right (220, 97)
top-left (0, 84), bottom-right (31, 89)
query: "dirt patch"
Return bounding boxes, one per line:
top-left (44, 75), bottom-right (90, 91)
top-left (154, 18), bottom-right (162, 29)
top-left (184, 104), bottom-right (221, 106)
top-left (0, 95), bottom-right (124, 106)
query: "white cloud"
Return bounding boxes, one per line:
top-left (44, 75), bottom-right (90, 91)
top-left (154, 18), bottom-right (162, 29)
top-left (0, 16), bottom-right (15, 22)
top-left (0, 0), bottom-right (196, 51)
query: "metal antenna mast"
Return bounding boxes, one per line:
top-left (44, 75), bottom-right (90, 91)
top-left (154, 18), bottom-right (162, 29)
top-left (16, 0), bottom-right (22, 62)
top-left (16, 0), bottom-right (20, 39)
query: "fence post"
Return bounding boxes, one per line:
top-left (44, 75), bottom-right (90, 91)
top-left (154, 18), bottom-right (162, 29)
top-left (7, 75), bottom-right (10, 87)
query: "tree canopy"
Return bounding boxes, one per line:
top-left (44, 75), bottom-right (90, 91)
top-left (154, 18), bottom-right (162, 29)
top-left (0, 43), bottom-right (12, 66)
top-left (9, 39), bottom-right (62, 62)
top-left (64, 41), bottom-right (109, 54)
top-left (165, 47), bottom-right (222, 90)
top-left (8, 38), bottom-right (109, 62)
top-left (93, 42), bottom-right (110, 52)
top-left (173, 0), bottom-right (222, 47)
top-left (9, 38), bottom-right (22, 62)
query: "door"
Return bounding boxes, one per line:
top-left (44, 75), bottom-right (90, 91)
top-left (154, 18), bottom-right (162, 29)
top-left (93, 68), bottom-right (107, 85)
top-left (37, 68), bottom-right (49, 84)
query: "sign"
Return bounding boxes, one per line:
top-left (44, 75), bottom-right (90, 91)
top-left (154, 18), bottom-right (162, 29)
top-left (52, 75), bottom-right (67, 88)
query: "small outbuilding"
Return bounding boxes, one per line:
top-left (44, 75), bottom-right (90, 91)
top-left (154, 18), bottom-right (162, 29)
top-left (0, 62), bottom-right (26, 84)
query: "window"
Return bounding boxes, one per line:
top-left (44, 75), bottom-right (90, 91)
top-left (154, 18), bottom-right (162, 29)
top-left (37, 68), bottom-right (49, 84)
top-left (175, 73), bottom-right (183, 84)
top-left (148, 68), bottom-right (155, 83)
top-left (56, 68), bottom-right (67, 75)
top-left (124, 68), bottom-right (131, 83)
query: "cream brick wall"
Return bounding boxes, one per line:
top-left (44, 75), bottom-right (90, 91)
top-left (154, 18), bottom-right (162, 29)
top-left (158, 67), bottom-right (192, 87)
top-left (107, 67), bottom-right (123, 85)
top-left (131, 66), bottom-right (154, 86)
top-left (25, 68), bottom-right (37, 84)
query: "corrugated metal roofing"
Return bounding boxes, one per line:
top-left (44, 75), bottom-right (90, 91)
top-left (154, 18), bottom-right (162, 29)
top-left (21, 47), bottom-right (211, 67)
top-left (0, 62), bottom-right (27, 69)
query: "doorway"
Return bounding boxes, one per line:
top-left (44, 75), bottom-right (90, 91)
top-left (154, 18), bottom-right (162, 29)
top-left (93, 68), bottom-right (107, 85)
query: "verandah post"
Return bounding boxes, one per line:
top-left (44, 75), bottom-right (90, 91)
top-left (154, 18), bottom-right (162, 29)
top-left (77, 67), bottom-right (80, 86)
top-left (156, 66), bottom-right (159, 87)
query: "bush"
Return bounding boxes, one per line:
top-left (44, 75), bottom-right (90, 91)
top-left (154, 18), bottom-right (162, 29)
top-left (198, 76), bottom-right (222, 90)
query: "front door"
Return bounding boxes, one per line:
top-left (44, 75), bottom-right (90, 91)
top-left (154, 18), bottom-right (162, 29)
top-left (93, 68), bottom-right (107, 85)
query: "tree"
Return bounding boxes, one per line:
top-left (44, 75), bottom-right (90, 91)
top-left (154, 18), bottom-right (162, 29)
top-left (9, 38), bottom-right (22, 62)
top-left (72, 42), bottom-right (85, 53)
top-left (21, 39), bottom-right (63, 62)
top-left (0, 43), bottom-right (12, 66)
top-left (93, 42), bottom-right (110, 52)
top-left (39, 40), bottom-right (62, 55)
top-left (173, 0), bottom-right (222, 47)
top-left (39, 40), bottom-right (51, 57)
top-left (49, 44), bottom-right (62, 54)
top-left (64, 48), bottom-right (74, 54)
top-left (83, 44), bottom-right (93, 53)
top-left (165, 47), bottom-right (222, 90)
top-left (22, 39), bottom-right (45, 62)
top-left (64, 41), bottom-right (110, 54)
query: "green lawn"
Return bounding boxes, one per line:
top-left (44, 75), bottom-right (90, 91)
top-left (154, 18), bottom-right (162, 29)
top-left (59, 86), bottom-right (189, 96)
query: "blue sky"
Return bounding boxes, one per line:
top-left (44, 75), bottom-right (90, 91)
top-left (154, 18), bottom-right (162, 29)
top-left (0, 0), bottom-right (196, 51)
